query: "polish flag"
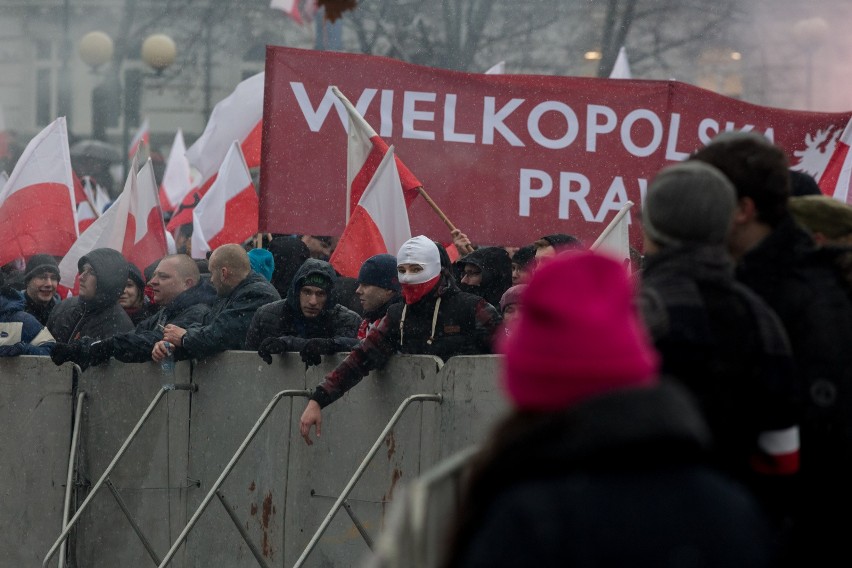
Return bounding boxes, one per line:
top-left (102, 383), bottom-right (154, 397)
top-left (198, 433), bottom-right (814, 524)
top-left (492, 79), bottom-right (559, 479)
top-left (818, 119), bottom-right (852, 203)
top-left (185, 72), bottom-right (264, 190)
top-left (76, 175), bottom-right (111, 233)
top-left (191, 141), bottom-right (258, 259)
top-left (270, 0), bottom-right (303, 24)
top-left (159, 129), bottom-right (193, 213)
top-left (591, 201), bottom-right (634, 269)
top-left (609, 46), bottom-right (632, 79)
top-left (0, 117), bottom-right (77, 266)
top-left (128, 117), bottom-right (150, 159)
top-left (485, 61), bottom-right (505, 75)
top-left (124, 159), bottom-right (168, 271)
top-left (332, 86), bottom-right (423, 221)
top-left (58, 158), bottom-right (167, 288)
top-left (330, 146), bottom-right (411, 278)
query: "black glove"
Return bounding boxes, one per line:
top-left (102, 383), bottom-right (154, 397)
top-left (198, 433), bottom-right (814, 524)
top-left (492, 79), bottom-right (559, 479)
top-left (257, 336), bottom-right (297, 365)
top-left (0, 343), bottom-right (24, 357)
top-left (88, 338), bottom-right (115, 367)
top-left (50, 341), bottom-right (84, 366)
top-left (300, 338), bottom-right (336, 367)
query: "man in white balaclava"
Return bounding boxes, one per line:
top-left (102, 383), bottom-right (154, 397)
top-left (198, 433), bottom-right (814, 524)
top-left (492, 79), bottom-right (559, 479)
top-left (298, 235), bottom-right (502, 444)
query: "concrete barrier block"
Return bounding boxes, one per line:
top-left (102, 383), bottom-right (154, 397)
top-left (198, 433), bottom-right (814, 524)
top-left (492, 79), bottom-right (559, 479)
top-left (0, 356), bottom-right (73, 566)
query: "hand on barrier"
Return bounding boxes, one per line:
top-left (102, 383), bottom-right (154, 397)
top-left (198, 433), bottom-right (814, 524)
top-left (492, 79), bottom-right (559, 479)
top-left (299, 338), bottom-right (336, 367)
top-left (257, 336), bottom-right (296, 365)
top-left (300, 400), bottom-right (322, 445)
top-left (0, 343), bottom-right (24, 357)
top-left (87, 338), bottom-right (114, 367)
top-left (50, 341), bottom-right (83, 366)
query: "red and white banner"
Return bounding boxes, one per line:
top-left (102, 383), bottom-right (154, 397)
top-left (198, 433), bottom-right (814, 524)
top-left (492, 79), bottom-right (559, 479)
top-left (260, 47), bottom-right (852, 248)
top-left (191, 142), bottom-right (258, 259)
top-left (0, 117), bottom-right (77, 265)
top-left (817, 118), bottom-right (852, 202)
top-left (330, 146), bottom-right (412, 277)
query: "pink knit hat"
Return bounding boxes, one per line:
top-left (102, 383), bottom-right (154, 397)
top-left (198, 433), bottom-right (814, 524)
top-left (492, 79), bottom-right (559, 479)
top-left (500, 251), bottom-right (659, 411)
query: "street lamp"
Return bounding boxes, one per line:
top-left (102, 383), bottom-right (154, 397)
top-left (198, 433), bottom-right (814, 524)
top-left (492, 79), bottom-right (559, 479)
top-left (793, 17), bottom-right (829, 109)
top-left (78, 31), bottom-right (177, 174)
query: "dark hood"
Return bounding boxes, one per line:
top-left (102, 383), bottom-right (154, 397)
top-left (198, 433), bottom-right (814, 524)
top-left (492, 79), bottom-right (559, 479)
top-left (78, 248), bottom-right (131, 313)
top-left (268, 236), bottom-right (310, 297)
top-left (285, 258), bottom-right (338, 314)
top-left (455, 246), bottom-right (513, 307)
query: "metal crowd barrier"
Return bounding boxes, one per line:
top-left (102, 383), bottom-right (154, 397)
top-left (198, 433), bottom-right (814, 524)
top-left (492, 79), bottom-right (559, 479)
top-left (42, 383), bottom-right (197, 568)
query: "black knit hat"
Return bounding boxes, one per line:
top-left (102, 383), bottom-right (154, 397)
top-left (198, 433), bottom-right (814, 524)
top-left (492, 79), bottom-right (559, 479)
top-left (357, 254), bottom-right (401, 292)
top-left (24, 254), bottom-right (60, 283)
top-left (301, 273), bottom-right (332, 291)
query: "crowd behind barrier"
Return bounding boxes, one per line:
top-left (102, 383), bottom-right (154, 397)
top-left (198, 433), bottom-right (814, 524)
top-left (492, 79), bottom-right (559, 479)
top-left (0, 352), bottom-right (505, 568)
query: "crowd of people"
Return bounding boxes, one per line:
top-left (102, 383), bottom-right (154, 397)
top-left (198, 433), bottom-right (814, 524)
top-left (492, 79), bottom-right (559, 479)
top-left (4, 131), bottom-right (852, 565)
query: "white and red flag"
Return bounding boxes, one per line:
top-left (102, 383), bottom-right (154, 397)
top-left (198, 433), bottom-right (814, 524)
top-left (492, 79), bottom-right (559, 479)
top-left (330, 146), bottom-right (412, 278)
top-left (171, 72), bottom-right (264, 232)
top-left (76, 175), bottom-right (111, 233)
top-left (0, 117), bottom-right (77, 265)
top-left (331, 86), bottom-right (423, 221)
top-left (128, 117), bottom-right (150, 159)
top-left (270, 0), bottom-right (303, 24)
top-left (58, 158), bottom-right (167, 288)
top-left (818, 118), bottom-right (852, 202)
top-left (190, 141), bottom-right (258, 259)
top-left (609, 46), bottom-right (632, 79)
top-left (159, 129), bottom-right (193, 213)
top-left (590, 201), bottom-right (634, 269)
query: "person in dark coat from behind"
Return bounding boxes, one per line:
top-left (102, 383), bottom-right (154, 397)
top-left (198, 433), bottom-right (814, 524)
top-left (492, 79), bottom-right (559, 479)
top-left (440, 252), bottom-right (776, 568)
top-left (154, 244), bottom-right (280, 361)
top-left (47, 248), bottom-right (134, 343)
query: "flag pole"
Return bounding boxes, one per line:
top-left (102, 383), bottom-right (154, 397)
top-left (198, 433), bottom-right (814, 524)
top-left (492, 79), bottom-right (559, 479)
top-left (590, 201), bottom-right (634, 251)
top-left (415, 186), bottom-right (475, 255)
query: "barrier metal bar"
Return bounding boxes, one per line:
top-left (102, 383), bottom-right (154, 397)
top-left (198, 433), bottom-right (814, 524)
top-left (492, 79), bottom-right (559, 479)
top-left (293, 393), bottom-right (443, 568)
top-left (42, 383), bottom-right (197, 567)
top-left (157, 389), bottom-right (312, 568)
top-left (58, 389), bottom-right (86, 568)
top-left (341, 500), bottom-right (374, 550)
top-left (215, 490), bottom-right (273, 568)
top-left (105, 478), bottom-right (162, 566)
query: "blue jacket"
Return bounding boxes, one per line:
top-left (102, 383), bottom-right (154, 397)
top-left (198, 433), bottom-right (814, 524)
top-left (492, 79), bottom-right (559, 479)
top-left (0, 288), bottom-right (55, 356)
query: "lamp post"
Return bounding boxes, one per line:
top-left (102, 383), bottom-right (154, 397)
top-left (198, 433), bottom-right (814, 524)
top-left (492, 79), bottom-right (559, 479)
top-left (78, 31), bottom-right (176, 174)
top-left (793, 17), bottom-right (829, 110)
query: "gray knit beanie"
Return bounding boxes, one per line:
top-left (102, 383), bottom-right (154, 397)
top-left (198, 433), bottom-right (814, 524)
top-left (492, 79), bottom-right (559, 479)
top-left (642, 162), bottom-right (737, 247)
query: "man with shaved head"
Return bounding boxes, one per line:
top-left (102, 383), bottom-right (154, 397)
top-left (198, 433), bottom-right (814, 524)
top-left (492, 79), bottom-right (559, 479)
top-left (155, 244), bottom-right (279, 362)
top-left (51, 254), bottom-right (217, 368)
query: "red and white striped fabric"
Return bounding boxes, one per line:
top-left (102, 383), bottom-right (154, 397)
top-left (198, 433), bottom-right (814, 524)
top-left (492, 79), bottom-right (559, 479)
top-left (159, 129), bottom-right (193, 213)
top-left (58, 158), bottom-right (167, 288)
top-left (752, 425), bottom-right (800, 476)
top-left (818, 118), bottom-right (852, 202)
top-left (330, 146), bottom-right (412, 278)
top-left (191, 142), bottom-right (258, 259)
top-left (332, 86), bottom-right (423, 221)
top-left (0, 117), bottom-right (77, 265)
top-left (128, 117), bottom-right (150, 159)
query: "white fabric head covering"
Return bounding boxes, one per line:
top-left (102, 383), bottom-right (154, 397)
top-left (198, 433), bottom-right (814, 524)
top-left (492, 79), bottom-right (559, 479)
top-left (396, 235), bottom-right (441, 284)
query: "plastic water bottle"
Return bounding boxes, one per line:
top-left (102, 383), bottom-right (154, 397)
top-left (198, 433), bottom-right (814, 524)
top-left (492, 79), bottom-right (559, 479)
top-left (161, 341), bottom-right (175, 375)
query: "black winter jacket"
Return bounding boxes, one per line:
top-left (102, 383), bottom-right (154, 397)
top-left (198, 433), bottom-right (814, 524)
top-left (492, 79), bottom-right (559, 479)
top-left (109, 281), bottom-right (217, 363)
top-left (24, 292), bottom-right (60, 327)
top-left (455, 246), bottom-right (512, 309)
top-left (244, 259), bottom-right (360, 351)
top-left (175, 271), bottom-right (279, 360)
top-left (445, 384), bottom-right (775, 568)
top-left (47, 249), bottom-right (134, 342)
